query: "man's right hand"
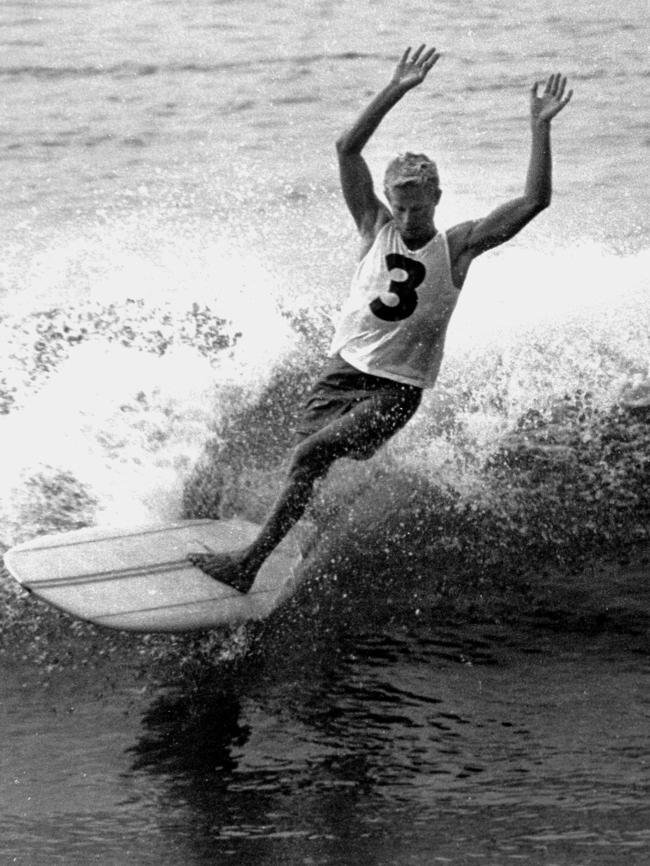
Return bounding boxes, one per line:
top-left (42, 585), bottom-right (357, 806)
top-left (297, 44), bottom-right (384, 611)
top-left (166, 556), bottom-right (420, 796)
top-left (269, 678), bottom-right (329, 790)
top-left (389, 44), bottom-right (441, 93)
top-left (336, 43), bottom-right (440, 252)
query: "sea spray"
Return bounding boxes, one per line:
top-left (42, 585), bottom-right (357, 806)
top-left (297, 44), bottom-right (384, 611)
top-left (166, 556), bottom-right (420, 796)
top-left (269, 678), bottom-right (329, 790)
top-left (179, 245), bottom-right (649, 633)
top-left (0, 233), bottom-right (647, 666)
top-left (0, 289), bottom-right (301, 542)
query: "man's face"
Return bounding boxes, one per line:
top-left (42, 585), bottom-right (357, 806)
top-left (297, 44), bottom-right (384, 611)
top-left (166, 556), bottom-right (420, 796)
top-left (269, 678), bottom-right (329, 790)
top-left (385, 184), bottom-right (441, 247)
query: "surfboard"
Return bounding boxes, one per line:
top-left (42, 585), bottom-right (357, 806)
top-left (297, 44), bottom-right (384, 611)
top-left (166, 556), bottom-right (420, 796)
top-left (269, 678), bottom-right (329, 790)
top-left (2, 518), bottom-right (302, 633)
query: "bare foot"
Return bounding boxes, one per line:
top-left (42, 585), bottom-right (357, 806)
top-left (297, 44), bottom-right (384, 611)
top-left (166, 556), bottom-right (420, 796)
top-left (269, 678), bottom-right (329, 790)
top-left (187, 550), bottom-right (257, 593)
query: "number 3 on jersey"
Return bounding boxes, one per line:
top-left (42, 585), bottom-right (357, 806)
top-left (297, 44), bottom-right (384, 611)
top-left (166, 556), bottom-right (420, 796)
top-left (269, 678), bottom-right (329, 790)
top-left (370, 253), bottom-right (426, 322)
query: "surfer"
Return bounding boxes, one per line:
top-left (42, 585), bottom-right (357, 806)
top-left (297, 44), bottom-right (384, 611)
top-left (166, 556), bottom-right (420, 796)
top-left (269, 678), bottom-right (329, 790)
top-left (189, 44), bottom-right (572, 592)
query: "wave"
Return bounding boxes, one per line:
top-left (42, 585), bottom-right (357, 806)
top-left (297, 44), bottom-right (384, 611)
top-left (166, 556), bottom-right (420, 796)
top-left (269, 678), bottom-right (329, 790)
top-left (0, 233), bottom-right (648, 660)
top-left (0, 52), bottom-right (373, 82)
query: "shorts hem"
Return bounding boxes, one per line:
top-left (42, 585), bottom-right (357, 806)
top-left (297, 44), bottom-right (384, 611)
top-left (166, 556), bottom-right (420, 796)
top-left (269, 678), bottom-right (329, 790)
top-left (337, 349), bottom-right (427, 389)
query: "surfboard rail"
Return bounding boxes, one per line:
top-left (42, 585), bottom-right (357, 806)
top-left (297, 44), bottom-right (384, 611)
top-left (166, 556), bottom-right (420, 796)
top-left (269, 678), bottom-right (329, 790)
top-left (3, 518), bottom-right (302, 632)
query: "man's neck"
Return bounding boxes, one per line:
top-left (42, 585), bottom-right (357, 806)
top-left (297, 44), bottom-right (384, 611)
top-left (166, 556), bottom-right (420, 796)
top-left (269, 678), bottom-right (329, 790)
top-left (400, 226), bottom-right (437, 251)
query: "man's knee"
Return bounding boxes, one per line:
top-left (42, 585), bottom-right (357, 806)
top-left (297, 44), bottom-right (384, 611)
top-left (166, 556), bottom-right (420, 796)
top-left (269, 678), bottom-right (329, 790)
top-left (289, 435), bottom-right (338, 484)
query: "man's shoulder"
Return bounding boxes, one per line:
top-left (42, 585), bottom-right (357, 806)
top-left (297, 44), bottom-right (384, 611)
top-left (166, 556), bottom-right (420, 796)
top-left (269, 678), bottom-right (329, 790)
top-left (358, 211), bottom-right (393, 259)
top-left (446, 220), bottom-right (478, 253)
top-left (446, 219), bottom-right (488, 267)
top-left (443, 220), bottom-right (482, 290)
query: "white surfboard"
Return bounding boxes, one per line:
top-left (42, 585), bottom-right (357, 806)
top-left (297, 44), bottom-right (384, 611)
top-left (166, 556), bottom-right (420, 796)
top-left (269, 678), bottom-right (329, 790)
top-left (2, 519), bottom-right (302, 633)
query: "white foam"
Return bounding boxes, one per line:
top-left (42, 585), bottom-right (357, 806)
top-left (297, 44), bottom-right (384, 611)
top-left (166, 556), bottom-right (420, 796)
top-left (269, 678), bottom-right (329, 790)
top-left (0, 212), bottom-right (647, 544)
top-left (0, 342), bottom-right (220, 541)
top-left (448, 242), bottom-right (649, 343)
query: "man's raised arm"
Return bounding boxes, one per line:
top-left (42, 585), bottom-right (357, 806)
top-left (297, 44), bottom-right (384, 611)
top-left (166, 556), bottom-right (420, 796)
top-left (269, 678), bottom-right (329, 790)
top-left (336, 45), bottom-right (440, 243)
top-left (453, 73), bottom-right (573, 260)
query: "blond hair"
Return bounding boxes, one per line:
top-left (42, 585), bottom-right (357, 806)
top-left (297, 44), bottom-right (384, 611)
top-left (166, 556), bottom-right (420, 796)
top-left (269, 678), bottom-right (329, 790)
top-left (384, 152), bottom-right (440, 192)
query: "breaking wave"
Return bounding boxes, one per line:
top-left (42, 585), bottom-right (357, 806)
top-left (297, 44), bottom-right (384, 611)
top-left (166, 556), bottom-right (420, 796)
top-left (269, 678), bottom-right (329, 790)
top-left (0, 229), bottom-right (648, 670)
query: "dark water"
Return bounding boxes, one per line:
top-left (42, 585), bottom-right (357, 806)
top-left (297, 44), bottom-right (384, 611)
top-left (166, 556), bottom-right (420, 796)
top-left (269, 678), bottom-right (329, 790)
top-left (0, 291), bottom-right (648, 865)
top-left (1, 555), bottom-right (649, 865)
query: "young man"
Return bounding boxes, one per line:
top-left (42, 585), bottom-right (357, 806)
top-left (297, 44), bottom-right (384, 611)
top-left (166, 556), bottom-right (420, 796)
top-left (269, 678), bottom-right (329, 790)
top-left (189, 44), bottom-right (572, 592)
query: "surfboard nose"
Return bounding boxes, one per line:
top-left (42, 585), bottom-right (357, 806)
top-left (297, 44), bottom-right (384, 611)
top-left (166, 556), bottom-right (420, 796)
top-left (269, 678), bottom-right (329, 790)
top-left (4, 518), bottom-right (303, 633)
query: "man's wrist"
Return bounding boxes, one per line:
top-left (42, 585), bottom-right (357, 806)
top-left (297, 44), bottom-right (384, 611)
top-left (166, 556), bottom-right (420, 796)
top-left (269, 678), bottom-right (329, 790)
top-left (531, 117), bottom-right (551, 133)
top-left (384, 80), bottom-right (412, 99)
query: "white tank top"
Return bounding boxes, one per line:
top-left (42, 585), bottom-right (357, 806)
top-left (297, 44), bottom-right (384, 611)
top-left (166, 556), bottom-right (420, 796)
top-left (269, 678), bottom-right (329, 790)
top-left (331, 222), bottom-right (460, 388)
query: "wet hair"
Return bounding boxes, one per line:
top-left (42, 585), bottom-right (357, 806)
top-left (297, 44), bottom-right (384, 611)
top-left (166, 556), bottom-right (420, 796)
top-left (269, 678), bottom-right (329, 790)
top-left (384, 152), bottom-right (440, 193)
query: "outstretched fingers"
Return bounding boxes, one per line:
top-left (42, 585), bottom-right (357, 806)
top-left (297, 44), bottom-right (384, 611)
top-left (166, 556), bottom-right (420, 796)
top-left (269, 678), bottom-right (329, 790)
top-left (422, 46), bottom-right (441, 71)
top-left (399, 46), bottom-right (412, 66)
top-left (555, 77), bottom-right (573, 108)
top-left (545, 72), bottom-right (573, 105)
top-left (391, 42), bottom-right (441, 90)
top-left (410, 44), bottom-right (425, 63)
top-left (412, 44), bottom-right (440, 68)
top-left (399, 43), bottom-right (440, 70)
top-left (531, 72), bottom-right (573, 121)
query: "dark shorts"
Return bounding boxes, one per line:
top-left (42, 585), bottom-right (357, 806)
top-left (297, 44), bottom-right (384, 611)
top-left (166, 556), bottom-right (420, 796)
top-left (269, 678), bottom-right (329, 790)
top-left (293, 354), bottom-right (422, 460)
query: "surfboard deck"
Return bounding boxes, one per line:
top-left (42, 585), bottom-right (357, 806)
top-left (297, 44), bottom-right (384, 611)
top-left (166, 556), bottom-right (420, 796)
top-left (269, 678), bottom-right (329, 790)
top-left (2, 519), bottom-right (302, 633)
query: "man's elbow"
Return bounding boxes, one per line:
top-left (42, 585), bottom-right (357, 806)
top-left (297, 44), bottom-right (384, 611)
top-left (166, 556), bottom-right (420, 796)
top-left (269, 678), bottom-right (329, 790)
top-left (335, 135), bottom-right (350, 155)
top-left (526, 193), bottom-right (551, 217)
top-left (336, 132), bottom-right (360, 156)
top-left (530, 183), bottom-right (552, 212)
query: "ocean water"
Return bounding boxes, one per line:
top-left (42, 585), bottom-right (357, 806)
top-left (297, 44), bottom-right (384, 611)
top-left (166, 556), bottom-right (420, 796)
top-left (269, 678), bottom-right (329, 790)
top-left (0, 1), bottom-right (649, 863)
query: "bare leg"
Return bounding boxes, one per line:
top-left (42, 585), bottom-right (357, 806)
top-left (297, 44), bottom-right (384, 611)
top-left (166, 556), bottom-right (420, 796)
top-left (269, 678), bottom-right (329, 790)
top-left (189, 387), bottom-right (420, 592)
top-left (188, 465), bottom-right (319, 592)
